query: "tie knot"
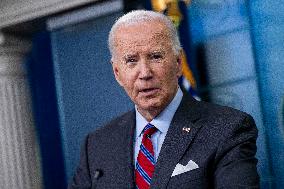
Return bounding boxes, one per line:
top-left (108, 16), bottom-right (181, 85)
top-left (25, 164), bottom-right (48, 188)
top-left (143, 123), bottom-right (157, 137)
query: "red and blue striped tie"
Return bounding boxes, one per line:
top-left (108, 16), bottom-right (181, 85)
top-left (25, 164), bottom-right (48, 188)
top-left (135, 123), bottom-right (157, 189)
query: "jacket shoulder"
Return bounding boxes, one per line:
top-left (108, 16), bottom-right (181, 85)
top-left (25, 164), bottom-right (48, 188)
top-left (180, 94), bottom-right (257, 136)
top-left (88, 109), bottom-right (135, 139)
top-left (193, 98), bottom-right (254, 124)
top-left (191, 99), bottom-right (257, 137)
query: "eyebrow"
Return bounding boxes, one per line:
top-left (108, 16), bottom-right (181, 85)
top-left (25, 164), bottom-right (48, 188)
top-left (148, 50), bottom-right (165, 55)
top-left (122, 49), bottom-right (166, 59)
top-left (123, 54), bottom-right (138, 59)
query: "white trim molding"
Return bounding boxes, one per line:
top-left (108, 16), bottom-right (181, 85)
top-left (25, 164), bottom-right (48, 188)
top-left (0, 0), bottom-right (99, 28)
top-left (47, 0), bottom-right (123, 31)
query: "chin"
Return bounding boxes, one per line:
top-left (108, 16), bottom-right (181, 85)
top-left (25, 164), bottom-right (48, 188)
top-left (138, 101), bottom-right (163, 111)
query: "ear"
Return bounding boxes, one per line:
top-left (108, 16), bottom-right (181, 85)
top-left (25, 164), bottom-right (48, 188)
top-left (176, 53), bottom-right (183, 78)
top-left (112, 61), bottom-right (123, 86)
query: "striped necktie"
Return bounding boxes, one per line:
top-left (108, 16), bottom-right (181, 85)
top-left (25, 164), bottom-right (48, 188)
top-left (135, 123), bottom-right (157, 189)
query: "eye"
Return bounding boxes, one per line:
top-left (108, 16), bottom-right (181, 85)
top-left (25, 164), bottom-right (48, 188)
top-left (126, 58), bottom-right (137, 63)
top-left (150, 53), bottom-right (163, 60)
top-left (124, 55), bottom-right (138, 64)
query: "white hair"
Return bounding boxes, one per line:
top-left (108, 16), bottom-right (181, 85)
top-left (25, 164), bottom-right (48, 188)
top-left (108, 10), bottom-right (182, 56)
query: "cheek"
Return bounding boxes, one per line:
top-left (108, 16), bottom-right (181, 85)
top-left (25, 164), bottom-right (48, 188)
top-left (122, 79), bottom-right (132, 89)
top-left (158, 68), bottom-right (179, 92)
top-left (120, 75), bottom-right (136, 93)
top-left (161, 65), bottom-right (179, 82)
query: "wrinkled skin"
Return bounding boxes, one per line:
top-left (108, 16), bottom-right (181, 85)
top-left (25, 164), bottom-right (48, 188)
top-left (111, 20), bottom-right (182, 122)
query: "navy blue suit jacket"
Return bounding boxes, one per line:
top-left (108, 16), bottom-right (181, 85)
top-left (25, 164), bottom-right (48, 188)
top-left (69, 94), bottom-right (259, 189)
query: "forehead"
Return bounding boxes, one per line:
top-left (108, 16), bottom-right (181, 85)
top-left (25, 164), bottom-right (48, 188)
top-left (113, 20), bottom-right (171, 50)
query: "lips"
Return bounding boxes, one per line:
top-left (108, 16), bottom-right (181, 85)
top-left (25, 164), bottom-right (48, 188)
top-left (138, 87), bottom-right (160, 96)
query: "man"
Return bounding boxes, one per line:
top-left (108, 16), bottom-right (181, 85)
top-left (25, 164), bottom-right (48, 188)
top-left (69, 10), bottom-right (259, 189)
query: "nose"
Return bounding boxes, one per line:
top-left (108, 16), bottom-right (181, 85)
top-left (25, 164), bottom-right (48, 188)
top-left (138, 60), bottom-right (153, 80)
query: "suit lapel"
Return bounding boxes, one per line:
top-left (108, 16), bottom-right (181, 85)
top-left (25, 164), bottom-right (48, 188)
top-left (115, 110), bottom-right (136, 188)
top-left (150, 95), bottom-right (203, 189)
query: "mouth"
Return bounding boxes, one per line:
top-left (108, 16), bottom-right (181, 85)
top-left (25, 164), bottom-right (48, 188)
top-left (138, 88), bottom-right (160, 96)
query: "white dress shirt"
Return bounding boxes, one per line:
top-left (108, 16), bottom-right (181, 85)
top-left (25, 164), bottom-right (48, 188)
top-left (134, 88), bottom-right (183, 167)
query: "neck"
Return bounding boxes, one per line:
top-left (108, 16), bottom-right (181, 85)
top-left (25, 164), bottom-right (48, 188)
top-left (137, 108), bottom-right (162, 122)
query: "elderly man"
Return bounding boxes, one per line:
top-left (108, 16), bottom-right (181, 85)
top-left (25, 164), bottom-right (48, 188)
top-left (69, 10), bottom-right (259, 189)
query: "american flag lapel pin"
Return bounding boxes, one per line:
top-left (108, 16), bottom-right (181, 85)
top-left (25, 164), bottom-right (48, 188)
top-left (182, 127), bottom-right (191, 133)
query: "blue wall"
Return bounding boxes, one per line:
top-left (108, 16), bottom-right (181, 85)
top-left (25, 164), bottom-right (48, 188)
top-left (249, 0), bottom-right (284, 187)
top-left (50, 11), bottom-right (133, 183)
top-left (189, 0), bottom-right (273, 187)
top-left (27, 32), bottom-right (66, 189)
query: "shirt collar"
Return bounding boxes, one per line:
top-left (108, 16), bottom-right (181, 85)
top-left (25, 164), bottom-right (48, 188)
top-left (135, 87), bottom-right (183, 137)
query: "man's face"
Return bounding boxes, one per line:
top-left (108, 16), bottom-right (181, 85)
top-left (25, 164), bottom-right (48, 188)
top-left (111, 20), bottom-right (182, 116)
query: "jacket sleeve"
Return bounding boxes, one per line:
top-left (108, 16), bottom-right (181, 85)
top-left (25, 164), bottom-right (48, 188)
top-left (68, 134), bottom-right (92, 189)
top-left (214, 115), bottom-right (260, 189)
